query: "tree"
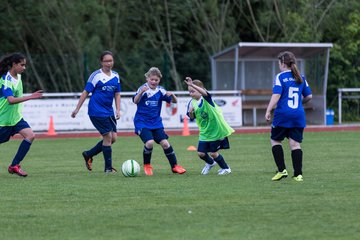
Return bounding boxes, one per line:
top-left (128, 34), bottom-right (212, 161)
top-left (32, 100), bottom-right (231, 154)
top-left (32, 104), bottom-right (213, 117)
top-left (184, 0), bottom-right (237, 56)
top-left (234, 0), bottom-right (337, 42)
top-left (125, 0), bottom-right (188, 90)
top-left (324, 4), bottom-right (360, 120)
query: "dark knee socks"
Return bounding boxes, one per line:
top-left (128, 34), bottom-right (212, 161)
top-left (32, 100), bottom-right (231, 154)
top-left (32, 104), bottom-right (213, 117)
top-left (11, 139), bottom-right (32, 166)
top-left (292, 149), bottom-right (303, 176)
top-left (143, 146), bottom-right (153, 165)
top-left (200, 154), bottom-right (215, 164)
top-left (164, 146), bottom-right (177, 168)
top-left (102, 145), bottom-right (112, 170)
top-left (213, 154), bottom-right (229, 169)
top-left (85, 140), bottom-right (103, 158)
top-left (272, 145), bottom-right (286, 172)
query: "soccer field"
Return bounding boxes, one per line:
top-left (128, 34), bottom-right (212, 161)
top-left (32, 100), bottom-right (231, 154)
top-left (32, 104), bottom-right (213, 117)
top-left (1, 131), bottom-right (359, 240)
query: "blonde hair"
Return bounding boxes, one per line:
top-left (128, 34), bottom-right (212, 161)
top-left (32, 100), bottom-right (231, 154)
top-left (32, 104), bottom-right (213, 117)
top-left (192, 79), bottom-right (204, 88)
top-left (145, 67), bottom-right (162, 78)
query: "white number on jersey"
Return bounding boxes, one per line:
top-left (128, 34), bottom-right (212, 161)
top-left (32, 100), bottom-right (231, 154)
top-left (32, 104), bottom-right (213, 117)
top-left (288, 87), bottom-right (299, 109)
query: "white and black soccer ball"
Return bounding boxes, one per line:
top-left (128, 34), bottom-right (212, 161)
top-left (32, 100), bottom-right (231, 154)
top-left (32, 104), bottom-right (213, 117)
top-left (121, 159), bottom-right (140, 177)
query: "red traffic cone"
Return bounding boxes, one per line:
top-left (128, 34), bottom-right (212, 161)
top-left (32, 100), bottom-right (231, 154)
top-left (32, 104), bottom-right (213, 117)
top-left (182, 117), bottom-right (190, 136)
top-left (46, 116), bottom-right (57, 136)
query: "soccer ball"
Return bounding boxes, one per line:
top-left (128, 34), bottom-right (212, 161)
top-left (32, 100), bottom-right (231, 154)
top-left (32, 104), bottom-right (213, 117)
top-left (121, 159), bottom-right (140, 177)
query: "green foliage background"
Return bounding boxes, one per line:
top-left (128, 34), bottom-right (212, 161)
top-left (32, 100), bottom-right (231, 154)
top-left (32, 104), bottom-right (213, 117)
top-left (0, 0), bottom-right (359, 118)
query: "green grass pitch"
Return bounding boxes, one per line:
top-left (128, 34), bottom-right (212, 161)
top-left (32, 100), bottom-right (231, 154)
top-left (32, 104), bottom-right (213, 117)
top-left (0, 131), bottom-right (359, 240)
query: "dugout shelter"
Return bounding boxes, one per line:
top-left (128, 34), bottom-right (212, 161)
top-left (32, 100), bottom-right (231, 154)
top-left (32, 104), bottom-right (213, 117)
top-left (211, 42), bottom-right (333, 126)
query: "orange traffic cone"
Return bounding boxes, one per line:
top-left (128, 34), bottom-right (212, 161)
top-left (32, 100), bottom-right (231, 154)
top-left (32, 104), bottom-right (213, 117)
top-left (187, 146), bottom-right (197, 151)
top-left (46, 116), bottom-right (57, 136)
top-left (182, 117), bottom-right (190, 136)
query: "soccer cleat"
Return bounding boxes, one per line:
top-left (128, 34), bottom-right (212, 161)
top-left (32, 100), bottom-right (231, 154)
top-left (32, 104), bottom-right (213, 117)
top-left (105, 167), bottom-right (117, 173)
top-left (82, 151), bottom-right (93, 171)
top-left (144, 164), bottom-right (153, 176)
top-left (218, 168), bottom-right (231, 175)
top-left (172, 165), bottom-right (186, 174)
top-left (8, 165), bottom-right (28, 177)
top-left (201, 161), bottom-right (217, 175)
top-left (292, 175), bottom-right (303, 182)
top-left (271, 169), bottom-right (288, 181)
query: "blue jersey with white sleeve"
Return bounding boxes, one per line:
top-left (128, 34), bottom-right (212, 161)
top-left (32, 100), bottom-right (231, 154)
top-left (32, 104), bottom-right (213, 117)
top-left (133, 83), bottom-right (172, 133)
top-left (85, 69), bottom-right (121, 117)
top-left (272, 70), bottom-right (312, 128)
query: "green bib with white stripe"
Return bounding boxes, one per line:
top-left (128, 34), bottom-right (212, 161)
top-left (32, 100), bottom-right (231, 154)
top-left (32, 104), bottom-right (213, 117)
top-left (0, 74), bottom-right (24, 126)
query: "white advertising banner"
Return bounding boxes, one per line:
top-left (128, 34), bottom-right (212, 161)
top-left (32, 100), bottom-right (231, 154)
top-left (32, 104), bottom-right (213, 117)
top-left (22, 96), bottom-right (242, 132)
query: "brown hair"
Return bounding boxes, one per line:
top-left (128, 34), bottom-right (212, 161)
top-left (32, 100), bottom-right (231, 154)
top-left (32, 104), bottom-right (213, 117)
top-left (100, 50), bottom-right (113, 62)
top-left (278, 51), bottom-right (302, 84)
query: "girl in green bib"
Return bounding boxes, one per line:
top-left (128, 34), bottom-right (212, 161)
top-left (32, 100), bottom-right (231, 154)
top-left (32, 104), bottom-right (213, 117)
top-left (184, 77), bottom-right (233, 175)
top-left (0, 53), bottom-right (43, 177)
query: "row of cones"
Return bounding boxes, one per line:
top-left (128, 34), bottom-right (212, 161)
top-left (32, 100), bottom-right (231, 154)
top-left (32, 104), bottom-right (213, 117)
top-left (48, 116), bottom-right (191, 137)
top-left (45, 116), bottom-right (197, 150)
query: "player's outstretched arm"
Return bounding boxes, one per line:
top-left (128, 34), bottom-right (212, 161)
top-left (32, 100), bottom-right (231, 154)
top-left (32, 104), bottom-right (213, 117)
top-left (7, 90), bottom-right (43, 104)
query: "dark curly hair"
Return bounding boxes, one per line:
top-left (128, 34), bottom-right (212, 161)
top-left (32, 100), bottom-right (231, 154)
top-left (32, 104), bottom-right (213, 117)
top-left (0, 52), bottom-right (26, 76)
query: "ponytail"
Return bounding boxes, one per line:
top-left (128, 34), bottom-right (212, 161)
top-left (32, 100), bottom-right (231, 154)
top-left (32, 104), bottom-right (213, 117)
top-left (290, 63), bottom-right (303, 84)
top-left (278, 51), bottom-right (303, 84)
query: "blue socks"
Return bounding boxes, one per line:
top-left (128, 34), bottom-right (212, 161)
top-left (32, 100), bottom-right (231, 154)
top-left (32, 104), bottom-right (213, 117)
top-left (143, 146), bottom-right (153, 165)
top-left (85, 140), bottom-right (103, 158)
top-left (200, 154), bottom-right (215, 164)
top-left (11, 139), bottom-right (32, 166)
top-left (213, 154), bottom-right (229, 169)
top-left (102, 145), bottom-right (112, 170)
top-left (164, 146), bottom-right (177, 168)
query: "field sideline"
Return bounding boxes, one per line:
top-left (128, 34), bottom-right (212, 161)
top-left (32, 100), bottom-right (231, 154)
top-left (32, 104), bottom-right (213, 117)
top-left (1, 128), bottom-right (360, 240)
top-left (18, 124), bottom-right (360, 139)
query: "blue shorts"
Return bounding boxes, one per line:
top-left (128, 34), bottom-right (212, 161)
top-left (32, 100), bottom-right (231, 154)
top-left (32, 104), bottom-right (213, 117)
top-left (271, 126), bottom-right (304, 143)
top-left (0, 118), bottom-right (30, 144)
top-left (89, 116), bottom-right (117, 135)
top-left (198, 137), bottom-right (230, 153)
top-left (137, 128), bottom-right (168, 144)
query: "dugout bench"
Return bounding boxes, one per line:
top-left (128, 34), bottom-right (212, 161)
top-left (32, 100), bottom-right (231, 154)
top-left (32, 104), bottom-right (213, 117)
top-left (241, 89), bottom-right (314, 126)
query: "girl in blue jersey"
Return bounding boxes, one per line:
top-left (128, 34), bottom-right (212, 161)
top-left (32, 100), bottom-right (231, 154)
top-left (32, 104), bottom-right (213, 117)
top-left (0, 52), bottom-right (43, 177)
top-left (71, 51), bottom-right (121, 173)
top-left (133, 67), bottom-right (186, 175)
top-left (265, 51), bottom-right (312, 182)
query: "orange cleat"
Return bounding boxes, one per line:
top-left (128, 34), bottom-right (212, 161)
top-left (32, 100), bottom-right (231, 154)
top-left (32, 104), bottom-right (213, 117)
top-left (172, 165), bottom-right (186, 174)
top-left (82, 151), bottom-right (93, 171)
top-left (144, 164), bottom-right (153, 176)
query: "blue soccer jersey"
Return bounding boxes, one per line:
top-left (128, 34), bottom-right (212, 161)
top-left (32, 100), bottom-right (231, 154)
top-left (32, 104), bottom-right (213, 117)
top-left (133, 83), bottom-right (172, 133)
top-left (85, 69), bottom-right (121, 117)
top-left (272, 70), bottom-right (312, 128)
